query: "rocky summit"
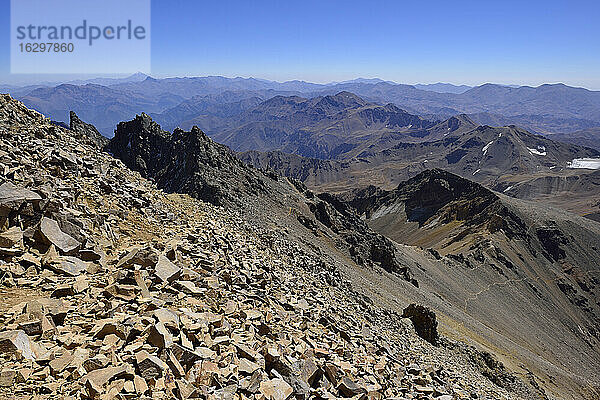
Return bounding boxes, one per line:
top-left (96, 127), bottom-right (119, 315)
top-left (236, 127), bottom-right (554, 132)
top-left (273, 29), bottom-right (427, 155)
top-left (0, 94), bottom-right (598, 400)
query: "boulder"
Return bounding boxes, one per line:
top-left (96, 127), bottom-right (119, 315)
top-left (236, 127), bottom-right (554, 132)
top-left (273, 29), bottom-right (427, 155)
top-left (135, 350), bottom-right (167, 380)
top-left (0, 226), bottom-right (23, 248)
top-left (239, 358), bottom-right (260, 375)
top-left (153, 308), bottom-right (180, 330)
top-left (116, 246), bottom-right (158, 269)
top-left (46, 256), bottom-right (88, 276)
top-left (84, 365), bottom-right (132, 397)
top-left (337, 377), bottom-right (366, 397)
top-left (402, 304), bottom-right (438, 345)
top-left (0, 182), bottom-right (41, 216)
top-left (148, 322), bottom-right (173, 349)
top-left (39, 217), bottom-right (81, 255)
top-left (0, 330), bottom-right (36, 360)
top-left (154, 254), bottom-right (181, 283)
top-left (259, 378), bottom-right (293, 400)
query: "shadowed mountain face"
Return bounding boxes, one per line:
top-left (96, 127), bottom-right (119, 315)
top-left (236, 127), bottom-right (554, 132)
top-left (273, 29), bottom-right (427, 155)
top-left (69, 111), bottom-right (109, 148)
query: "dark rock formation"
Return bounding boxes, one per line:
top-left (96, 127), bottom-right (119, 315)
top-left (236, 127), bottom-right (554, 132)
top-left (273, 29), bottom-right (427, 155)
top-left (106, 113), bottom-right (268, 207)
top-left (402, 304), bottom-right (438, 345)
top-left (309, 191), bottom-right (417, 286)
top-left (69, 111), bottom-right (108, 147)
top-left (536, 226), bottom-right (568, 261)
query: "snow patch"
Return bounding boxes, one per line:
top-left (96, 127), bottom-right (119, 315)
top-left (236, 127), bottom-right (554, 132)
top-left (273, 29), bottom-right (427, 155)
top-left (482, 141), bottom-right (494, 155)
top-left (503, 186), bottom-right (513, 193)
top-left (472, 169), bottom-right (481, 176)
top-left (527, 146), bottom-right (546, 156)
top-left (567, 158), bottom-right (600, 169)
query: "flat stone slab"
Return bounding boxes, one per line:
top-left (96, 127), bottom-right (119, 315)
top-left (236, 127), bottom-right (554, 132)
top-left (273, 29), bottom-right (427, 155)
top-left (0, 330), bottom-right (36, 361)
top-left (39, 217), bottom-right (81, 254)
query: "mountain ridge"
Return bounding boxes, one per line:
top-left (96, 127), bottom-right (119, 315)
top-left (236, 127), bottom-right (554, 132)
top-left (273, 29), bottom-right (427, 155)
top-left (11, 77), bottom-right (600, 137)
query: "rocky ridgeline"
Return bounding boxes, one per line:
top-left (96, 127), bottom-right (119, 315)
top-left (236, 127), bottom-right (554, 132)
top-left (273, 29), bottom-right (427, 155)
top-left (0, 94), bottom-right (533, 399)
top-left (106, 113), bottom-right (418, 287)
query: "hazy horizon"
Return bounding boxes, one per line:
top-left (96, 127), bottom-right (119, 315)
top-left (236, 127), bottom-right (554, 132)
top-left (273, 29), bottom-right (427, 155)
top-left (1, 0), bottom-right (599, 89)
top-left (0, 72), bottom-right (595, 92)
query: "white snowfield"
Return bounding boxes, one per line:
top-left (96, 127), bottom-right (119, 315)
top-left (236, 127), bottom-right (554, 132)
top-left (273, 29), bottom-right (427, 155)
top-left (567, 158), bottom-right (600, 169)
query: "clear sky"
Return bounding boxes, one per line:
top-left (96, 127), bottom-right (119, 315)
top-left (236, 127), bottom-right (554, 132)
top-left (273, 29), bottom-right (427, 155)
top-left (1, 0), bottom-right (599, 89)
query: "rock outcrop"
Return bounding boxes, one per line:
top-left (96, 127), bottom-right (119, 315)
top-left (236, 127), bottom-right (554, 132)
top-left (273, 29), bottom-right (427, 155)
top-left (107, 113), bottom-right (269, 207)
top-left (69, 111), bottom-right (108, 148)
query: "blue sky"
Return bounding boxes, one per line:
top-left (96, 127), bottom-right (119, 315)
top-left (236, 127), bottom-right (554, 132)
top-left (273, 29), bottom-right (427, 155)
top-left (1, 0), bottom-right (599, 89)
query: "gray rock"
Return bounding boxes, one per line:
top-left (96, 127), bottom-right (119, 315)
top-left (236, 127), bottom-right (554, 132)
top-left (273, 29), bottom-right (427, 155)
top-left (337, 376), bottom-right (366, 397)
top-left (70, 111), bottom-right (109, 148)
top-left (0, 226), bottom-right (23, 248)
top-left (154, 254), bottom-right (181, 283)
top-left (135, 350), bottom-right (167, 380)
top-left (0, 330), bottom-right (36, 360)
top-left (402, 304), bottom-right (438, 345)
top-left (46, 256), bottom-right (88, 276)
top-left (39, 217), bottom-right (81, 255)
top-left (0, 182), bottom-right (41, 216)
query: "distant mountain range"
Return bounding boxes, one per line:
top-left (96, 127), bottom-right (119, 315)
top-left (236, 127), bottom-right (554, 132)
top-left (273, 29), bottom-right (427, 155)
top-left (12, 77), bottom-right (600, 219)
top-left (19, 83), bottom-right (183, 134)
top-left (6, 75), bottom-right (600, 138)
top-left (544, 127), bottom-right (600, 151)
top-left (239, 115), bottom-right (600, 219)
top-left (210, 92), bottom-right (436, 159)
top-left (240, 121), bottom-right (599, 187)
top-left (413, 82), bottom-right (473, 94)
